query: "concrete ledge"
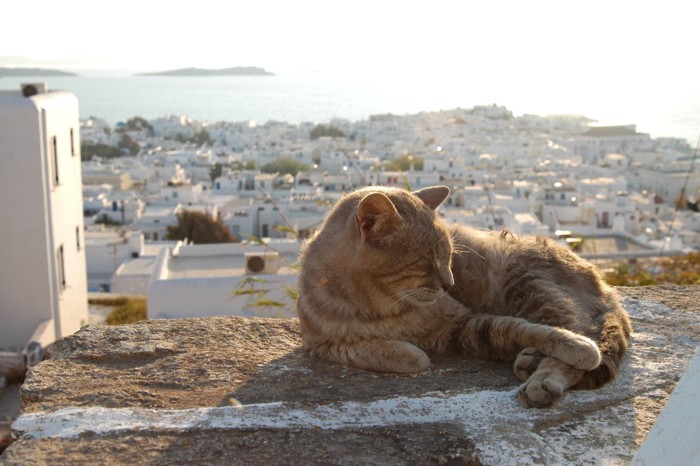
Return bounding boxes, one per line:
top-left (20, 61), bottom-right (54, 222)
top-left (2, 286), bottom-right (699, 465)
top-left (632, 346), bottom-right (700, 465)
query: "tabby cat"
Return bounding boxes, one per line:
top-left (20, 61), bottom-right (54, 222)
top-left (296, 186), bottom-right (632, 408)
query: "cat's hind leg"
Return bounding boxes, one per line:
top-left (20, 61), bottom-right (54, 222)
top-left (455, 314), bottom-right (601, 372)
top-left (518, 356), bottom-right (586, 408)
top-left (310, 339), bottom-right (431, 374)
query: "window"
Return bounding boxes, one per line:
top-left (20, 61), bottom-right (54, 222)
top-left (57, 245), bottom-right (66, 290)
top-left (50, 136), bottom-right (59, 186)
top-left (70, 128), bottom-right (76, 157)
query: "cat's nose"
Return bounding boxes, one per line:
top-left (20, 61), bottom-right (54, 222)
top-left (440, 271), bottom-right (455, 291)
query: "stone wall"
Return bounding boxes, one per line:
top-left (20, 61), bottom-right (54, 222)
top-left (2, 286), bottom-right (699, 465)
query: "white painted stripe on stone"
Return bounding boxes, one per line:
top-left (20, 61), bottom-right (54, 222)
top-left (12, 390), bottom-right (522, 439)
top-left (10, 388), bottom-right (637, 465)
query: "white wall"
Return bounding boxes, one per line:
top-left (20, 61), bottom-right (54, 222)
top-left (0, 87), bottom-right (88, 351)
top-left (629, 169), bottom-right (700, 204)
top-left (84, 231), bottom-right (132, 291)
top-left (148, 274), bottom-right (297, 319)
top-left (541, 204), bottom-right (586, 228)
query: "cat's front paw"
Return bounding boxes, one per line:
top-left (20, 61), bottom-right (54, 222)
top-left (349, 340), bottom-right (430, 374)
top-left (550, 331), bottom-right (601, 371)
top-left (514, 347), bottom-right (544, 381)
top-left (517, 369), bottom-right (566, 408)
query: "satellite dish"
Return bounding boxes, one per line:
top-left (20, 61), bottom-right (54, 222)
top-left (22, 84), bottom-right (39, 97)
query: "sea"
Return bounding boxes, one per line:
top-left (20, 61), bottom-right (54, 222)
top-left (1, 70), bottom-right (698, 145)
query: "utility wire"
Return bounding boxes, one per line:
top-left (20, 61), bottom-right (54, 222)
top-left (657, 133), bottom-right (699, 258)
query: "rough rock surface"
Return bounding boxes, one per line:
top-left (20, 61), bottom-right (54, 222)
top-left (2, 286), bottom-right (699, 465)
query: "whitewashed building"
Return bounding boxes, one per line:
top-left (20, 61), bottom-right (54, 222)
top-left (627, 166), bottom-right (700, 206)
top-left (147, 240), bottom-right (299, 319)
top-left (132, 204), bottom-right (182, 241)
top-left (84, 229), bottom-right (146, 291)
top-left (0, 84), bottom-right (88, 365)
top-left (573, 125), bottom-right (655, 162)
top-left (213, 170), bottom-right (279, 195)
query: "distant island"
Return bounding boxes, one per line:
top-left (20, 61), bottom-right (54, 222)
top-left (135, 67), bottom-right (274, 77)
top-left (0, 67), bottom-right (77, 77)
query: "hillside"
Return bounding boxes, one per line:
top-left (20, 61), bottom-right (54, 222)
top-left (0, 67), bottom-right (77, 77)
top-left (135, 66), bottom-right (274, 77)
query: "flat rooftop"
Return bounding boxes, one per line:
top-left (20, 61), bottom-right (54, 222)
top-left (580, 235), bottom-right (654, 255)
top-left (165, 254), bottom-right (297, 279)
top-left (161, 241), bottom-right (300, 280)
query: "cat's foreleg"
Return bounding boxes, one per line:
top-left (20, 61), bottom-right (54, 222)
top-left (309, 339), bottom-right (430, 374)
top-left (455, 314), bottom-right (601, 371)
top-left (517, 356), bottom-right (586, 408)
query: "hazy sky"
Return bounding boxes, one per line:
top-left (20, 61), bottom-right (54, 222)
top-left (2, 0), bottom-right (698, 138)
top-left (3, 1), bottom-right (697, 78)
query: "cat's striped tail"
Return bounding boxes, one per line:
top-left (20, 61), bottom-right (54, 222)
top-left (574, 307), bottom-right (632, 389)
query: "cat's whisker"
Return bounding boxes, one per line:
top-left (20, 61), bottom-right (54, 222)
top-left (451, 244), bottom-right (486, 260)
top-left (437, 234), bottom-right (453, 247)
top-left (395, 288), bottom-right (445, 306)
top-left (375, 289), bottom-right (416, 306)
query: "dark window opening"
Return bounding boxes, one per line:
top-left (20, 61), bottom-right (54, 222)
top-left (51, 136), bottom-right (59, 186)
top-left (70, 128), bottom-right (76, 157)
top-left (57, 244), bottom-right (66, 290)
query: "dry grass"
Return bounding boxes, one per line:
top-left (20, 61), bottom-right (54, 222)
top-left (89, 296), bottom-right (148, 325)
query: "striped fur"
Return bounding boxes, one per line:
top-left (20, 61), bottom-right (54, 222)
top-left (297, 186), bottom-right (632, 408)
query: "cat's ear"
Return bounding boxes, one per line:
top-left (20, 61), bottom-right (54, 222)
top-left (413, 186), bottom-right (450, 210)
top-left (356, 192), bottom-right (403, 241)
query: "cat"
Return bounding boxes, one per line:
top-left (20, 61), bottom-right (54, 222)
top-left (296, 185), bottom-right (632, 408)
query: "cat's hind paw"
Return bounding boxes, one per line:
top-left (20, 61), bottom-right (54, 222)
top-left (514, 347), bottom-right (544, 381)
top-left (348, 339), bottom-right (430, 374)
top-left (517, 368), bottom-right (566, 408)
top-left (389, 341), bottom-right (431, 373)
